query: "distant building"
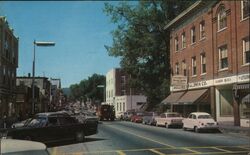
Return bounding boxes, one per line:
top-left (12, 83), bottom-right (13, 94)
top-left (50, 78), bottom-right (64, 111)
top-left (106, 68), bottom-right (147, 117)
top-left (165, 0), bottom-right (249, 126)
top-left (0, 17), bottom-right (19, 117)
top-left (16, 76), bottom-right (51, 113)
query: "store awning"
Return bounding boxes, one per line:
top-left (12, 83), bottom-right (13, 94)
top-left (161, 91), bottom-right (185, 104)
top-left (178, 89), bottom-right (208, 105)
top-left (233, 83), bottom-right (250, 90)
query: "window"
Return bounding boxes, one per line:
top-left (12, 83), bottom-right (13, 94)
top-left (181, 32), bottom-right (186, 48)
top-left (192, 57), bottom-right (197, 75)
top-left (201, 53), bottom-right (206, 74)
top-left (241, 0), bottom-right (250, 19)
top-left (243, 37), bottom-right (250, 64)
top-left (175, 62), bottom-right (179, 75)
top-left (199, 21), bottom-right (205, 39)
top-left (218, 6), bottom-right (227, 30)
top-left (191, 27), bottom-right (196, 44)
top-left (175, 37), bottom-right (179, 51)
top-left (182, 60), bottom-right (187, 76)
top-left (219, 45), bottom-right (228, 69)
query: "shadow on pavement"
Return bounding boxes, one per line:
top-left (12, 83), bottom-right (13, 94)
top-left (47, 137), bottom-right (106, 148)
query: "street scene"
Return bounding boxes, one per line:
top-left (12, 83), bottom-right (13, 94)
top-left (0, 0), bottom-right (250, 155)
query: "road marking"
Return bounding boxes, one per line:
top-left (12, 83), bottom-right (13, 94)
top-left (107, 125), bottom-right (175, 148)
top-left (149, 149), bottom-right (165, 155)
top-left (183, 148), bottom-right (201, 154)
top-left (212, 147), bottom-right (233, 153)
top-left (116, 150), bottom-right (126, 155)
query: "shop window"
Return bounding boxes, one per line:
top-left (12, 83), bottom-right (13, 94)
top-left (199, 21), bottom-right (205, 39)
top-left (241, 0), bottom-right (250, 20)
top-left (201, 53), bottom-right (206, 74)
top-left (219, 89), bottom-right (233, 116)
top-left (218, 6), bottom-right (227, 30)
top-left (219, 45), bottom-right (228, 69)
top-left (175, 37), bottom-right (179, 51)
top-left (191, 27), bottom-right (196, 44)
top-left (243, 37), bottom-right (250, 64)
top-left (192, 57), bottom-right (197, 76)
top-left (181, 32), bottom-right (186, 48)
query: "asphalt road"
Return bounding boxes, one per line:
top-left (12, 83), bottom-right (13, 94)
top-left (48, 121), bottom-right (250, 155)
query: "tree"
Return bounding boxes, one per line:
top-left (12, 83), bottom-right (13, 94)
top-left (69, 74), bottom-right (106, 103)
top-left (104, 0), bottom-right (194, 110)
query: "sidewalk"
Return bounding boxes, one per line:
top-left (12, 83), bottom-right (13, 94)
top-left (219, 122), bottom-right (250, 137)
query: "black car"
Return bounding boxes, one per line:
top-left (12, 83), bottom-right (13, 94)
top-left (1, 112), bottom-right (98, 144)
top-left (98, 104), bottom-right (115, 121)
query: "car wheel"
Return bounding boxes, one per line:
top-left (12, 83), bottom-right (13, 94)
top-left (76, 131), bottom-right (85, 142)
top-left (194, 126), bottom-right (199, 133)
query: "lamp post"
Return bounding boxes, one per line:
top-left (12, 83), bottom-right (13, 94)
top-left (32, 40), bottom-right (55, 115)
top-left (97, 85), bottom-right (105, 103)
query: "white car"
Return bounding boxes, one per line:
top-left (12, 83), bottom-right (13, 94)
top-left (0, 139), bottom-right (49, 155)
top-left (183, 112), bottom-right (219, 132)
top-left (155, 112), bottom-right (183, 128)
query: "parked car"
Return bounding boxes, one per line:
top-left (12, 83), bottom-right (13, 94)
top-left (123, 111), bottom-right (135, 121)
top-left (0, 139), bottom-right (49, 155)
top-left (0, 112), bottom-right (98, 144)
top-left (97, 104), bottom-right (115, 121)
top-left (130, 112), bottom-right (144, 123)
top-left (75, 111), bottom-right (99, 123)
top-left (182, 112), bottom-right (219, 132)
top-left (11, 118), bottom-right (32, 128)
top-left (155, 112), bottom-right (183, 128)
top-left (142, 112), bottom-right (159, 125)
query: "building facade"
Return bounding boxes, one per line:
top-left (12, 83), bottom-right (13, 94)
top-left (0, 17), bottom-right (19, 118)
top-left (106, 68), bottom-right (147, 117)
top-left (165, 0), bottom-right (249, 127)
top-left (16, 76), bottom-right (51, 113)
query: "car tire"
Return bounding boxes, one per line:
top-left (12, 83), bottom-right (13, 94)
top-left (194, 126), bottom-right (199, 133)
top-left (76, 131), bottom-right (85, 142)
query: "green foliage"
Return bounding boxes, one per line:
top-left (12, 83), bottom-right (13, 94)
top-left (69, 74), bottom-right (106, 103)
top-left (104, 0), bottom-right (194, 110)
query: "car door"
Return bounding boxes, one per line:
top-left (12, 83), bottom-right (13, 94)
top-left (46, 116), bottom-right (62, 142)
top-left (159, 114), bottom-right (165, 125)
top-left (185, 114), bottom-right (193, 129)
top-left (58, 116), bottom-right (77, 141)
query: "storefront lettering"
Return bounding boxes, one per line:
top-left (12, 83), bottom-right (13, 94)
top-left (238, 74), bottom-right (250, 82)
top-left (189, 81), bottom-right (207, 88)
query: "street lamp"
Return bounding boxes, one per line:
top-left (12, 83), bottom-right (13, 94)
top-left (32, 40), bottom-right (55, 115)
top-left (97, 85), bottom-right (105, 103)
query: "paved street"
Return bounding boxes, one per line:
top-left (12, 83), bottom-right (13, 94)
top-left (48, 121), bottom-right (250, 155)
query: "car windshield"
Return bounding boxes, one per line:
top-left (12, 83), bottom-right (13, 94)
top-left (26, 117), bottom-right (47, 127)
top-left (167, 113), bottom-right (181, 117)
top-left (198, 115), bottom-right (212, 119)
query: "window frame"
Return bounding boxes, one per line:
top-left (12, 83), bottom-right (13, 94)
top-left (217, 6), bottom-right (227, 31)
top-left (218, 45), bottom-right (228, 70)
top-left (200, 53), bottom-right (206, 74)
top-left (191, 27), bottom-right (196, 44)
top-left (241, 0), bottom-right (250, 20)
top-left (199, 21), bottom-right (205, 40)
top-left (192, 56), bottom-right (197, 76)
top-left (242, 37), bottom-right (250, 65)
top-left (181, 32), bottom-right (186, 48)
top-left (175, 37), bottom-right (179, 52)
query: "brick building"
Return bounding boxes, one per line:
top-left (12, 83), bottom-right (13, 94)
top-left (106, 68), bottom-right (147, 117)
top-left (0, 17), bottom-right (19, 118)
top-left (164, 0), bottom-right (249, 127)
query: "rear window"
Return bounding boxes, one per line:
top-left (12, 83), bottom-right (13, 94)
top-left (167, 113), bottom-right (181, 117)
top-left (198, 115), bottom-right (212, 119)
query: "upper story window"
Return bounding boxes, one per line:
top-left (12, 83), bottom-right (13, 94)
top-left (175, 37), bottom-right (179, 51)
top-left (175, 62), bottom-right (179, 75)
top-left (243, 37), bottom-right (250, 64)
top-left (200, 53), bottom-right (206, 74)
top-left (192, 57), bottom-right (197, 76)
top-left (241, 0), bottom-right (250, 20)
top-left (219, 45), bottom-right (228, 69)
top-left (181, 32), bottom-right (186, 48)
top-left (191, 27), bottom-right (196, 44)
top-left (199, 21), bottom-right (205, 39)
top-left (182, 60), bottom-right (187, 76)
top-left (218, 6), bottom-right (227, 30)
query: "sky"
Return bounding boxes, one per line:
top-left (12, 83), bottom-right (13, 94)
top-left (0, 1), bottom-right (122, 88)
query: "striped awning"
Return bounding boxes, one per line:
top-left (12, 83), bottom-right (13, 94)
top-left (233, 83), bottom-right (250, 90)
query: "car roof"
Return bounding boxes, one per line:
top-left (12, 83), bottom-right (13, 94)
top-left (36, 111), bottom-right (70, 117)
top-left (0, 139), bottom-right (46, 153)
top-left (190, 112), bottom-right (210, 115)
